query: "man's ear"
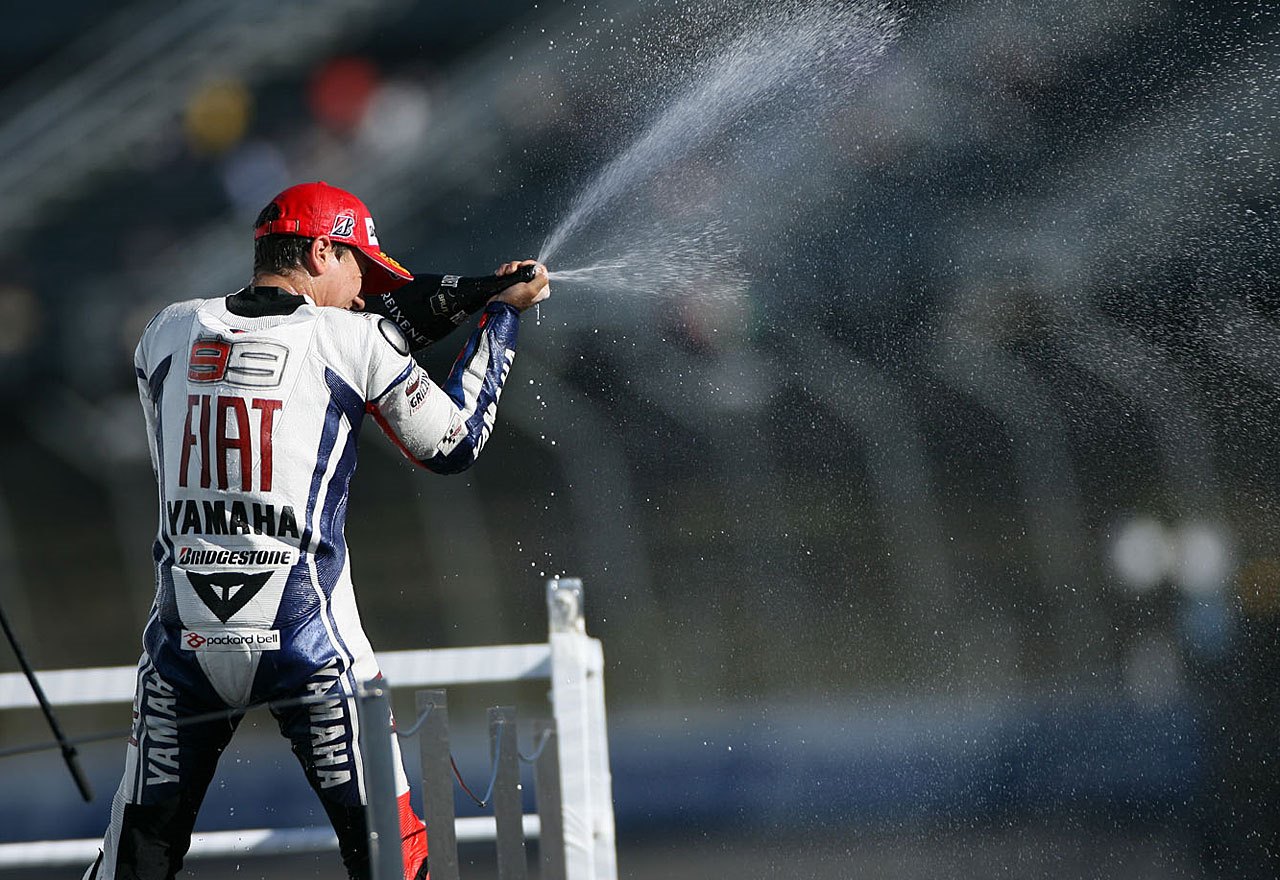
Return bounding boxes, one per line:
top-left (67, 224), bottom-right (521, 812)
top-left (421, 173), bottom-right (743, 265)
top-left (304, 236), bottom-right (335, 276)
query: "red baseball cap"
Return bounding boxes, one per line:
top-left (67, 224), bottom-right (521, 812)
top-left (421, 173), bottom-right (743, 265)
top-left (254, 181), bottom-right (413, 295)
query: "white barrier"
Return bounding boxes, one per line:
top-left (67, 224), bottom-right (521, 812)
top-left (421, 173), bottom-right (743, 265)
top-left (0, 643), bottom-right (554, 710)
top-left (0, 578), bottom-right (617, 880)
top-left (0, 817), bottom-right (542, 869)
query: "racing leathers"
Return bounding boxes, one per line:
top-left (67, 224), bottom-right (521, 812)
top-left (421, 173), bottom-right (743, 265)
top-left (86, 285), bottom-right (521, 880)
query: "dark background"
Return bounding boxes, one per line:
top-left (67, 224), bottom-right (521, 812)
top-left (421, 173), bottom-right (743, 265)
top-left (0, 0), bottom-right (1277, 877)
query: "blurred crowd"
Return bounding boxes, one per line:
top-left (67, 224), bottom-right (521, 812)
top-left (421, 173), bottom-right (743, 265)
top-left (0, 0), bottom-right (1274, 702)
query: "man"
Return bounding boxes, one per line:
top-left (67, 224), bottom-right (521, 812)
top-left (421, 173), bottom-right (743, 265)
top-left (85, 181), bottom-right (549, 880)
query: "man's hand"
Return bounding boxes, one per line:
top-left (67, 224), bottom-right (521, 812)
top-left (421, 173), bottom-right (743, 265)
top-left (492, 260), bottom-right (550, 312)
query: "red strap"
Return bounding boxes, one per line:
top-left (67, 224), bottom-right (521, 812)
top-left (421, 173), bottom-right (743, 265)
top-left (253, 219), bottom-right (302, 239)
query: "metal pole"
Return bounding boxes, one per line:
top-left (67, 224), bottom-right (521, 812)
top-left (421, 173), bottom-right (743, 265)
top-left (356, 679), bottom-right (405, 880)
top-left (533, 719), bottom-right (566, 880)
top-left (490, 705), bottom-right (527, 880)
top-left (0, 599), bottom-right (92, 802)
top-left (417, 689), bottom-right (460, 880)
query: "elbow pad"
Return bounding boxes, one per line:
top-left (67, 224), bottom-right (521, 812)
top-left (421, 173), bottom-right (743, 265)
top-left (368, 302), bottom-right (520, 474)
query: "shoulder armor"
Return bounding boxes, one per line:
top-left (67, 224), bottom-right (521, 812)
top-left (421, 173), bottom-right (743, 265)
top-left (364, 313), bottom-right (411, 356)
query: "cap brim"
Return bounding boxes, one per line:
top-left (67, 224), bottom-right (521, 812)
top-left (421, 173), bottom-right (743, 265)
top-left (359, 246), bottom-right (413, 295)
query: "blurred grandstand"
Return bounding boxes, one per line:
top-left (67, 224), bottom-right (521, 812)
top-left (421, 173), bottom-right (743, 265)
top-left (0, 0), bottom-right (1277, 877)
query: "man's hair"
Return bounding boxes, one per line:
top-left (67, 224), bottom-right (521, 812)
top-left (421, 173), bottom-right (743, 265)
top-left (253, 202), bottom-right (352, 275)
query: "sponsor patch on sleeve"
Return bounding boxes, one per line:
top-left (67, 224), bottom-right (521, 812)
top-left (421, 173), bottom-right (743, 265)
top-left (404, 365), bottom-right (429, 411)
top-left (438, 411), bottom-right (468, 454)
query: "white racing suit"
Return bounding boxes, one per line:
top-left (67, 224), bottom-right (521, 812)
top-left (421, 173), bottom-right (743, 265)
top-left (86, 286), bottom-right (520, 880)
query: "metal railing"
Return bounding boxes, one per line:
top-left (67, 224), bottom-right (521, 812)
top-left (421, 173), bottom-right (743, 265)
top-left (0, 578), bottom-right (617, 880)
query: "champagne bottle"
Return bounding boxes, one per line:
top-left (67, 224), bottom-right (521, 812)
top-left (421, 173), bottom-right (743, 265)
top-left (365, 264), bottom-right (538, 352)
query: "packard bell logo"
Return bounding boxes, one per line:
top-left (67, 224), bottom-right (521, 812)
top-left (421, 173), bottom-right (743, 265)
top-left (187, 571), bottom-right (272, 623)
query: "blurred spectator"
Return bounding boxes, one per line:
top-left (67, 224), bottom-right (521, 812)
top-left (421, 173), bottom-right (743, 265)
top-left (184, 79), bottom-right (253, 155)
top-left (356, 79), bottom-right (432, 156)
top-left (308, 56), bottom-right (379, 134)
top-left (0, 283), bottom-right (39, 358)
top-left (219, 140), bottom-right (291, 219)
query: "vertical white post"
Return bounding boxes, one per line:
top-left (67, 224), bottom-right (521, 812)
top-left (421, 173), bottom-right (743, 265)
top-left (582, 635), bottom-right (617, 880)
top-left (546, 578), bottom-right (618, 880)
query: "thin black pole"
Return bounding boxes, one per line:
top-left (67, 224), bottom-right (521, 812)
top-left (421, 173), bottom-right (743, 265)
top-left (0, 599), bottom-right (92, 801)
top-left (533, 720), bottom-right (566, 880)
top-left (417, 689), bottom-right (460, 880)
top-left (490, 706), bottom-right (528, 880)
